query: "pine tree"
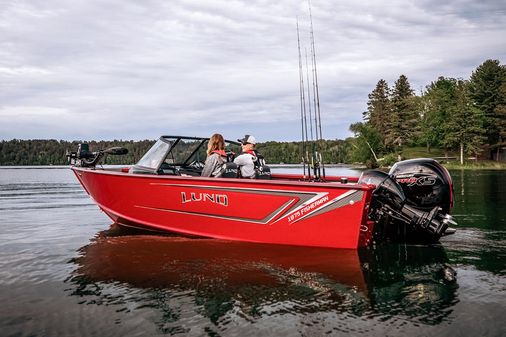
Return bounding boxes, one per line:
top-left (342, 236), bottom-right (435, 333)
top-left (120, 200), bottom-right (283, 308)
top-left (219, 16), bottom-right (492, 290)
top-left (364, 79), bottom-right (391, 148)
top-left (390, 75), bottom-right (418, 147)
top-left (468, 59), bottom-right (506, 160)
top-left (443, 80), bottom-right (486, 164)
top-left (494, 81), bottom-right (506, 156)
top-left (421, 77), bottom-right (458, 153)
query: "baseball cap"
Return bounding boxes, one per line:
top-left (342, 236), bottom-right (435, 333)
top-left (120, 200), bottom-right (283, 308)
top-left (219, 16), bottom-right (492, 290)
top-left (238, 135), bottom-right (257, 145)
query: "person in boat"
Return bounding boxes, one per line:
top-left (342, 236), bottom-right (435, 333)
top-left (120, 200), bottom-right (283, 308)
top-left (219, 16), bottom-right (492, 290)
top-left (201, 133), bottom-right (228, 178)
top-left (234, 135), bottom-right (270, 179)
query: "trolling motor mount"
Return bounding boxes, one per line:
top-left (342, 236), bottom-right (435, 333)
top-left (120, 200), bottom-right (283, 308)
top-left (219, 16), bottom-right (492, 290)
top-left (67, 143), bottom-right (128, 167)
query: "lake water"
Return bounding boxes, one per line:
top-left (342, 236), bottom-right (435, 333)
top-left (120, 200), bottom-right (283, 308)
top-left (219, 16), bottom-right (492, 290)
top-left (0, 167), bottom-right (504, 337)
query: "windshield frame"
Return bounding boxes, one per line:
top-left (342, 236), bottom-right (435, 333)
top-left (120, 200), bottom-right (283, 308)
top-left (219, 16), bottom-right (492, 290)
top-left (134, 138), bottom-right (172, 172)
top-left (132, 135), bottom-right (241, 174)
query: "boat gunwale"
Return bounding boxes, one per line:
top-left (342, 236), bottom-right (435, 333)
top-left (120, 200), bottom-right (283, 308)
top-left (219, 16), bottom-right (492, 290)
top-left (71, 166), bottom-right (374, 191)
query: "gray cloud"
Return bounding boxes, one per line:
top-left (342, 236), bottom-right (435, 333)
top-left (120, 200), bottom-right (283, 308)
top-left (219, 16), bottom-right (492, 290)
top-left (1, 0), bottom-right (505, 142)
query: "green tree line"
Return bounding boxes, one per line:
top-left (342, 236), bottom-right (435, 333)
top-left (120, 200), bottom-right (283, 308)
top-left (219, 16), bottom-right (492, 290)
top-left (0, 139), bottom-right (155, 166)
top-left (352, 59), bottom-right (506, 165)
top-left (0, 138), bottom-right (352, 165)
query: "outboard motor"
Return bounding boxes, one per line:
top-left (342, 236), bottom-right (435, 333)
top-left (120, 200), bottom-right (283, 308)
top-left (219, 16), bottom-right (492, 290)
top-left (389, 158), bottom-right (453, 214)
top-left (67, 143), bottom-right (128, 167)
top-left (359, 168), bottom-right (457, 244)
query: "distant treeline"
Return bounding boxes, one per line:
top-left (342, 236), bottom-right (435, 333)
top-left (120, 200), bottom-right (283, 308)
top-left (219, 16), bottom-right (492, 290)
top-left (0, 139), bottom-right (352, 166)
top-left (257, 140), bottom-right (351, 164)
top-left (0, 139), bottom-right (156, 166)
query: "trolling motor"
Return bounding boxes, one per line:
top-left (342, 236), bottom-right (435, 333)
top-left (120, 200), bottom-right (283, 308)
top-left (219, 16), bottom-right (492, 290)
top-left (67, 143), bottom-right (128, 167)
top-left (359, 163), bottom-right (457, 243)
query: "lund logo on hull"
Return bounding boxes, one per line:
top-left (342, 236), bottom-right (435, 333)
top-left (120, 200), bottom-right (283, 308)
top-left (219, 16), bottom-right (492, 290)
top-left (181, 192), bottom-right (228, 207)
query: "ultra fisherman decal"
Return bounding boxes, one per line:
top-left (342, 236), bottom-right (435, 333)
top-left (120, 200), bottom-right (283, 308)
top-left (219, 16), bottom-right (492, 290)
top-left (283, 190), bottom-right (363, 224)
top-left (286, 195), bottom-right (329, 223)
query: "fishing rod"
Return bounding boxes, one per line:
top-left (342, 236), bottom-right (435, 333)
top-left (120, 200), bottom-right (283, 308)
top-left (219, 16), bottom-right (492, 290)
top-left (296, 18), bottom-right (309, 180)
top-left (296, 3), bottom-right (326, 182)
top-left (308, 44), bottom-right (321, 180)
top-left (305, 48), bottom-right (319, 180)
top-left (308, 0), bottom-right (325, 180)
top-left (305, 49), bottom-right (314, 145)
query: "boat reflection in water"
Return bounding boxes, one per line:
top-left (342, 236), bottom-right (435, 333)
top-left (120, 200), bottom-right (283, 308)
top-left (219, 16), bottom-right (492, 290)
top-left (67, 225), bottom-right (458, 332)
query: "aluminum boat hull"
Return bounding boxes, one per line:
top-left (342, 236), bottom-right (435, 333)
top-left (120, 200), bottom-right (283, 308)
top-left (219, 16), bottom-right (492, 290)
top-left (72, 167), bottom-right (375, 249)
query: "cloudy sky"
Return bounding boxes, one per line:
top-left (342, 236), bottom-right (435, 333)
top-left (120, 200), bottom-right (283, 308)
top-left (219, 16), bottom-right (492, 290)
top-left (1, 0), bottom-right (505, 142)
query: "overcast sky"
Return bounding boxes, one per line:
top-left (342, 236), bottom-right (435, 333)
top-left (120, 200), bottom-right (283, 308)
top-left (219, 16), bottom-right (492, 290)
top-left (1, 0), bottom-right (505, 142)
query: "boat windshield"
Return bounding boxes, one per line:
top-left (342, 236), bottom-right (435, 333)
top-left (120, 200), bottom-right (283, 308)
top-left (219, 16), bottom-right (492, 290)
top-left (162, 138), bottom-right (206, 165)
top-left (136, 139), bottom-right (170, 169)
top-left (132, 136), bottom-right (241, 174)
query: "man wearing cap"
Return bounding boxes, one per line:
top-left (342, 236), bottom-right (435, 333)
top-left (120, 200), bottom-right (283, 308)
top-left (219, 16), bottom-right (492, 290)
top-left (234, 134), bottom-right (261, 178)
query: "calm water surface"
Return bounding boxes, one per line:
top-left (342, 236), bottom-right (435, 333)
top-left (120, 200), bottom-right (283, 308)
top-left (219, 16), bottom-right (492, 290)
top-left (0, 167), bottom-right (504, 337)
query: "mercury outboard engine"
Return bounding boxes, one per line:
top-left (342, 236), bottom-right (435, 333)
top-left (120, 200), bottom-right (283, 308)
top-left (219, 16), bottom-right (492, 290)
top-left (359, 159), bottom-right (457, 244)
top-left (67, 143), bottom-right (128, 167)
top-left (389, 158), bottom-right (453, 214)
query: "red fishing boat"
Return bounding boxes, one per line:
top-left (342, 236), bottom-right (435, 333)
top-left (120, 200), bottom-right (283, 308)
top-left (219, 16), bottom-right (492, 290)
top-left (69, 135), bottom-right (456, 249)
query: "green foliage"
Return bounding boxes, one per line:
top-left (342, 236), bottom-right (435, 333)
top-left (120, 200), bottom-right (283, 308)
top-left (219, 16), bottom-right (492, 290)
top-left (390, 75), bottom-right (418, 147)
top-left (422, 77), bottom-right (467, 152)
top-left (495, 82), bottom-right (506, 147)
top-left (0, 139), bottom-right (354, 166)
top-left (469, 60), bottom-right (506, 144)
top-left (356, 59), bottom-right (503, 164)
top-left (468, 59), bottom-right (506, 150)
top-left (256, 139), bottom-right (350, 164)
top-left (443, 80), bottom-right (486, 158)
top-left (364, 75), bottom-right (420, 152)
top-left (379, 153), bottom-right (398, 167)
top-left (401, 147), bottom-right (451, 159)
top-left (348, 122), bottom-right (383, 165)
top-left (364, 79), bottom-right (391, 147)
top-left (0, 139), bottom-right (155, 166)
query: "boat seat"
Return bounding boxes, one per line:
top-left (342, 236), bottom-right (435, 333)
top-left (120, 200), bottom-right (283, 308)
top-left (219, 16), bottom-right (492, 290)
top-left (221, 162), bottom-right (239, 178)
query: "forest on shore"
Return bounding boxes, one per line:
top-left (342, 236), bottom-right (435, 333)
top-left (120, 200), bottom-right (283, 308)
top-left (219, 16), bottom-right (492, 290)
top-left (1, 59), bottom-right (504, 166)
top-left (0, 138), bottom-right (350, 166)
top-left (350, 59), bottom-right (505, 166)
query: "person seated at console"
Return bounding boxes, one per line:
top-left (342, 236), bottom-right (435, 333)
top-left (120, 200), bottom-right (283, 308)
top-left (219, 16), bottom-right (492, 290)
top-left (201, 133), bottom-right (227, 177)
top-left (234, 134), bottom-right (270, 179)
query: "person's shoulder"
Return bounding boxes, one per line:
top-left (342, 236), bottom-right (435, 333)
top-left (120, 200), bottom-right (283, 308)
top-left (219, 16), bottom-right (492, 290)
top-left (238, 152), bottom-right (255, 158)
top-left (234, 152), bottom-right (251, 162)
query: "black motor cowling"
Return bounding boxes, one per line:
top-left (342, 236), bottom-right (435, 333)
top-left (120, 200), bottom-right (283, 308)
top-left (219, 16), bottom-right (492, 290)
top-left (389, 158), bottom-right (453, 214)
top-left (360, 160), bottom-right (457, 244)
